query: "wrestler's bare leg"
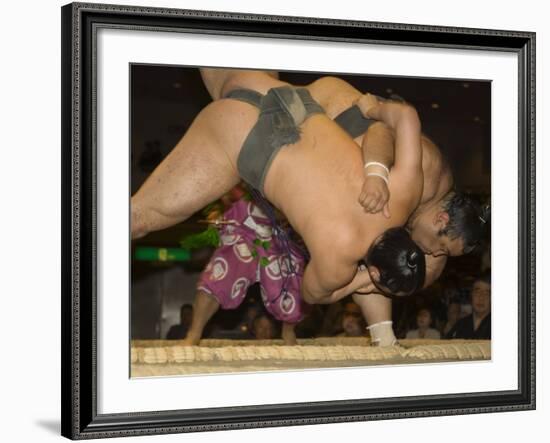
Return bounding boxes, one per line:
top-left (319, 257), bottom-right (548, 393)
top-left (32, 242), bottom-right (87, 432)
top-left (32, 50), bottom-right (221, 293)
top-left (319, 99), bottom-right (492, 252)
top-left (131, 99), bottom-right (258, 239)
top-left (352, 292), bottom-right (397, 346)
top-left (281, 322), bottom-right (297, 346)
top-left (181, 290), bottom-right (220, 346)
top-left (352, 292), bottom-right (392, 326)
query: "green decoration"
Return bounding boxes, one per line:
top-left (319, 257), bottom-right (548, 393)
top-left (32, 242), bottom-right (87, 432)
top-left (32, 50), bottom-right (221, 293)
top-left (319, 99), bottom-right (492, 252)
top-left (135, 247), bottom-right (191, 262)
top-left (180, 226), bottom-right (220, 250)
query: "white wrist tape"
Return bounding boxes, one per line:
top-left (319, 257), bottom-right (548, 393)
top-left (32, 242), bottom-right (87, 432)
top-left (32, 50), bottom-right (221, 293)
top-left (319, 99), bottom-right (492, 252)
top-left (364, 161), bottom-right (390, 176)
top-left (366, 172), bottom-right (389, 186)
top-left (367, 321), bottom-right (397, 346)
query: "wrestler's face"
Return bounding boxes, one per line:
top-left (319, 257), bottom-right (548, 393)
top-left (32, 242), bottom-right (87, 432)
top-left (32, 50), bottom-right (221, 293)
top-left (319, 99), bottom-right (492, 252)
top-left (409, 210), bottom-right (465, 257)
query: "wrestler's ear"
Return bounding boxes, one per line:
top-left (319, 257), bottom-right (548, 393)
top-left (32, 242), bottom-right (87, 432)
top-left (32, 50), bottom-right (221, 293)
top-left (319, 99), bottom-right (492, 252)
top-left (434, 211), bottom-right (450, 231)
top-left (367, 266), bottom-right (381, 282)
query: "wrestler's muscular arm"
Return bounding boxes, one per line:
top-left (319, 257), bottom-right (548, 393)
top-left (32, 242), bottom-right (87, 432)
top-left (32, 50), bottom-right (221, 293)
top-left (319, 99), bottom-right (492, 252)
top-left (356, 95), bottom-right (424, 216)
top-left (302, 257), bottom-right (356, 305)
top-left (303, 251), bottom-right (443, 335)
top-left (302, 230), bottom-right (359, 305)
top-left (307, 254), bottom-right (444, 306)
top-left (359, 122), bottom-right (395, 217)
top-left (360, 95), bottom-right (424, 213)
top-left (328, 265), bottom-right (375, 302)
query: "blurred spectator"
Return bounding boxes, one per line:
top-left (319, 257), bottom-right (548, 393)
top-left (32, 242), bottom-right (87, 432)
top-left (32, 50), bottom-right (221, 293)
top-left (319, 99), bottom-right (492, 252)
top-left (252, 314), bottom-right (276, 340)
top-left (338, 302), bottom-right (366, 337)
top-left (405, 307), bottom-right (441, 339)
top-left (166, 303), bottom-right (193, 340)
top-left (446, 271), bottom-right (491, 339)
top-left (441, 301), bottom-right (462, 337)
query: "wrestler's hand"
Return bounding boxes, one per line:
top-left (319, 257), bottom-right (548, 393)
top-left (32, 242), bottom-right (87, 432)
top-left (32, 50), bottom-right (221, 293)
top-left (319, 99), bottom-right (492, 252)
top-left (358, 175), bottom-right (391, 218)
top-left (355, 93), bottom-right (380, 118)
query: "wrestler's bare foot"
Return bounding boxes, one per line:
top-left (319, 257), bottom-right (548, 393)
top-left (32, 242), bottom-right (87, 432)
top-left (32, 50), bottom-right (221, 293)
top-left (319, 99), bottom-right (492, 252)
top-left (179, 291), bottom-right (220, 347)
top-left (282, 335), bottom-right (298, 346)
top-left (180, 334), bottom-right (201, 346)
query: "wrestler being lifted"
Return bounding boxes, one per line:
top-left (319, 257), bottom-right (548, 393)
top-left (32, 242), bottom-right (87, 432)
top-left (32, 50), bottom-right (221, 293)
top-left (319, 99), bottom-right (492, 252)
top-left (298, 74), bottom-right (490, 344)
top-left (132, 69), bottom-right (427, 310)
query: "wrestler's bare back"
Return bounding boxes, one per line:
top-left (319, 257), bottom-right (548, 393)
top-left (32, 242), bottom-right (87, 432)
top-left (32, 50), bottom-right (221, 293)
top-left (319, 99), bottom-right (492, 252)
top-left (208, 71), bottom-right (415, 269)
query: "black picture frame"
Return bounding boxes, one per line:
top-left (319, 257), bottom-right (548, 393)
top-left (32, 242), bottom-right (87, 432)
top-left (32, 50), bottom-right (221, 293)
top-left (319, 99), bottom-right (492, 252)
top-left (61, 2), bottom-right (536, 439)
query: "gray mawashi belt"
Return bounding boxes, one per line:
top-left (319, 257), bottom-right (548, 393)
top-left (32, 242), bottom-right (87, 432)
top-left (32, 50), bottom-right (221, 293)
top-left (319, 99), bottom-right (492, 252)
top-left (225, 86), bottom-right (324, 194)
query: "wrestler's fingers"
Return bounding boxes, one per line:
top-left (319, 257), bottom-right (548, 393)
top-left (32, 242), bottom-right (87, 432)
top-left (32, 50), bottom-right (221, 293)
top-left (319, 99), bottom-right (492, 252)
top-left (362, 198), bottom-right (372, 212)
top-left (362, 199), bottom-right (373, 212)
top-left (362, 193), bottom-right (375, 211)
top-left (360, 190), bottom-right (374, 208)
top-left (373, 199), bottom-right (385, 214)
top-left (368, 197), bottom-right (378, 214)
top-left (382, 203), bottom-right (391, 219)
top-left (367, 196), bottom-right (382, 213)
top-left (365, 194), bottom-right (381, 213)
top-left (372, 195), bottom-right (384, 212)
top-left (358, 190), bottom-right (369, 206)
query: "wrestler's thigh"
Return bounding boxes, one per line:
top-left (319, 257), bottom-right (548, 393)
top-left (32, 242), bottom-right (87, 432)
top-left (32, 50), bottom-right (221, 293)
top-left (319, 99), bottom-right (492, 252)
top-left (133, 99), bottom-right (257, 221)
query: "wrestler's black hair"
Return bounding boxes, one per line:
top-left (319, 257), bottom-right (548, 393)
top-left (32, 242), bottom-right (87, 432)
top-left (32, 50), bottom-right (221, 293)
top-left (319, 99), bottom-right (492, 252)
top-left (365, 227), bottom-right (426, 298)
top-left (440, 191), bottom-right (490, 254)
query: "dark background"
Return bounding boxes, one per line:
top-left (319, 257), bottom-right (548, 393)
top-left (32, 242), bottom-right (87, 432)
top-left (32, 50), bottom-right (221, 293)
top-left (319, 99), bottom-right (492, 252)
top-left (130, 65), bottom-right (491, 339)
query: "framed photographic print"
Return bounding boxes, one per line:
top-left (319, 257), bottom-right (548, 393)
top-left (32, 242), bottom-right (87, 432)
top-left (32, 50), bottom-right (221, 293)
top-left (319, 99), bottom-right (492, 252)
top-left (61, 2), bottom-right (535, 439)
